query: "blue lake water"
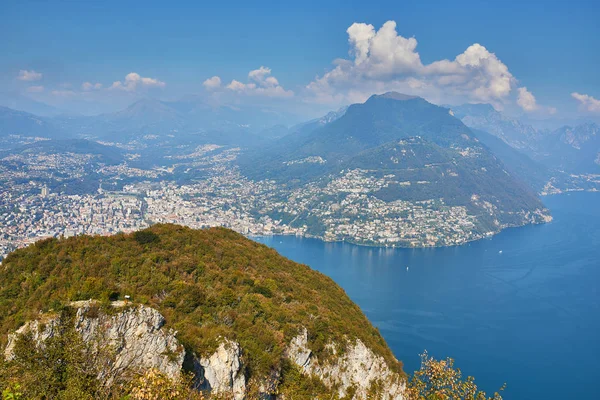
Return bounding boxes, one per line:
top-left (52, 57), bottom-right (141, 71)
top-left (252, 192), bottom-right (600, 399)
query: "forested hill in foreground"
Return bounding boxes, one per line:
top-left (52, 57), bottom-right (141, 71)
top-left (0, 224), bottom-right (405, 399)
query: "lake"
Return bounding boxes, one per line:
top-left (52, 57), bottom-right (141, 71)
top-left (252, 192), bottom-right (600, 399)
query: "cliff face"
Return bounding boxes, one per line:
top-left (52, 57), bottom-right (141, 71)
top-left (287, 328), bottom-right (406, 399)
top-left (5, 301), bottom-right (405, 399)
top-left (5, 301), bottom-right (184, 385)
top-left (195, 340), bottom-right (246, 400)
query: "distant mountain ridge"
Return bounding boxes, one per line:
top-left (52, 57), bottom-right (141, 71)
top-left (241, 93), bottom-right (476, 180)
top-left (451, 103), bottom-right (539, 149)
top-left (535, 122), bottom-right (600, 173)
top-left (453, 103), bottom-right (600, 174)
top-left (0, 92), bottom-right (61, 117)
top-left (552, 122), bottom-right (599, 150)
top-left (0, 106), bottom-right (63, 139)
top-left (289, 105), bottom-right (348, 136)
top-left (44, 97), bottom-right (303, 145)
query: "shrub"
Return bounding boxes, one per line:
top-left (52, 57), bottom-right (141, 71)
top-left (406, 351), bottom-right (505, 400)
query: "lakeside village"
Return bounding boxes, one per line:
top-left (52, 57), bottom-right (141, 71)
top-left (0, 169), bottom-right (484, 262)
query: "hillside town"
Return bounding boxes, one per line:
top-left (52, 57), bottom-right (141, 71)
top-left (0, 142), bottom-right (548, 261)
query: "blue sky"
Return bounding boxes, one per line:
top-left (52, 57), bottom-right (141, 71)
top-left (1, 0), bottom-right (599, 118)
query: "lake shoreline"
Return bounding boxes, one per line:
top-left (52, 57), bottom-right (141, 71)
top-left (251, 192), bottom-right (599, 400)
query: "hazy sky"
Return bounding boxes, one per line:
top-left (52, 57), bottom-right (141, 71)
top-left (2, 0), bottom-right (599, 118)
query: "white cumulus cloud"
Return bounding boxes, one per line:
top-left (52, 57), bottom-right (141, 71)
top-left (82, 82), bottom-right (103, 91)
top-left (571, 92), bottom-right (600, 113)
top-left (306, 21), bottom-right (526, 107)
top-left (18, 70), bottom-right (43, 81)
top-left (203, 76), bottom-right (222, 90)
top-left (110, 72), bottom-right (166, 91)
top-left (517, 87), bottom-right (538, 112)
top-left (225, 67), bottom-right (293, 98)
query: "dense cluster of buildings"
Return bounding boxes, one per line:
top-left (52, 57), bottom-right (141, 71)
top-left (0, 162), bottom-right (483, 261)
top-left (267, 169), bottom-right (481, 247)
top-left (0, 190), bottom-right (148, 260)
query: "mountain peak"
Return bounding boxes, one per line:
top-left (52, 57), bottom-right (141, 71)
top-left (371, 92), bottom-right (420, 102)
top-left (106, 98), bottom-right (181, 121)
top-left (126, 98), bottom-right (170, 110)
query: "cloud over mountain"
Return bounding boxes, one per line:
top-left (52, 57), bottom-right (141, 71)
top-left (224, 67), bottom-right (293, 98)
top-left (516, 87), bottom-right (555, 114)
top-left (305, 20), bottom-right (537, 109)
top-left (517, 87), bottom-right (538, 112)
top-left (572, 92), bottom-right (600, 113)
top-left (5, 23), bottom-right (570, 117)
top-left (204, 67), bottom-right (293, 98)
top-left (110, 72), bottom-right (166, 92)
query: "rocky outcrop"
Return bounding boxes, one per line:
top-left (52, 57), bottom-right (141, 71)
top-left (4, 301), bottom-right (245, 398)
top-left (4, 316), bottom-right (60, 360)
top-left (5, 301), bottom-right (184, 384)
top-left (74, 301), bottom-right (184, 383)
top-left (196, 340), bottom-right (246, 400)
top-left (287, 328), bottom-right (406, 400)
top-left (5, 305), bottom-right (406, 399)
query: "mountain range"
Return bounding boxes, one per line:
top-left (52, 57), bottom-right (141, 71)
top-left (452, 103), bottom-right (600, 174)
top-left (533, 122), bottom-right (600, 173)
top-left (0, 92), bottom-right (62, 117)
top-left (1, 96), bottom-right (305, 146)
top-left (451, 103), bottom-right (539, 149)
top-left (239, 92), bottom-right (551, 233)
top-left (51, 97), bottom-right (303, 143)
top-left (3, 93), bottom-right (597, 178)
top-left (0, 106), bottom-right (62, 139)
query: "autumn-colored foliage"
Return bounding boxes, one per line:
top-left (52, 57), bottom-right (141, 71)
top-left (129, 369), bottom-right (204, 400)
top-left (406, 352), bottom-right (504, 400)
top-left (0, 224), bottom-right (402, 396)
